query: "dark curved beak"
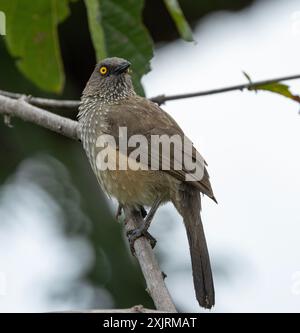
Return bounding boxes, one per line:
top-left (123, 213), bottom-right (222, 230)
top-left (114, 61), bottom-right (131, 75)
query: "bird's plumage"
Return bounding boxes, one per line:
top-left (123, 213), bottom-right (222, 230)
top-left (99, 96), bottom-right (216, 201)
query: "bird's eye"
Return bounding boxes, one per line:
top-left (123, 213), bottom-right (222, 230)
top-left (99, 66), bottom-right (108, 75)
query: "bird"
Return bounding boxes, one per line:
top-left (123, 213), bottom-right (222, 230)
top-left (78, 57), bottom-right (216, 309)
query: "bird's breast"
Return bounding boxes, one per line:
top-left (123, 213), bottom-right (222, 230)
top-left (78, 102), bottom-right (178, 207)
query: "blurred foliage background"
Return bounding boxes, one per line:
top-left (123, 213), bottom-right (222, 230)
top-left (0, 0), bottom-right (257, 310)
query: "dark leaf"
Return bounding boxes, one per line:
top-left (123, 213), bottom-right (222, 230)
top-left (164, 0), bottom-right (194, 42)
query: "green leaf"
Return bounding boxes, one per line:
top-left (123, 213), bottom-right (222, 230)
top-left (251, 82), bottom-right (300, 103)
top-left (0, 0), bottom-right (71, 93)
top-left (243, 72), bottom-right (300, 104)
top-left (84, 0), bottom-right (153, 95)
top-left (164, 0), bottom-right (194, 42)
top-left (84, 0), bottom-right (106, 60)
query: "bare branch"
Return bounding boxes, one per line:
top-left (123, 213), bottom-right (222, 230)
top-left (1, 73), bottom-right (300, 110)
top-left (123, 206), bottom-right (177, 312)
top-left (150, 74), bottom-right (300, 105)
top-left (0, 89), bottom-right (79, 110)
top-left (0, 94), bottom-right (177, 313)
top-left (0, 95), bottom-right (80, 140)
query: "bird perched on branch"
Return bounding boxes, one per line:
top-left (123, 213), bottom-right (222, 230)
top-left (78, 57), bottom-right (216, 309)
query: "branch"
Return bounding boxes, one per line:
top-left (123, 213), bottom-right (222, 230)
top-left (0, 94), bottom-right (177, 313)
top-left (150, 73), bottom-right (300, 105)
top-left (1, 73), bottom-right (300, 110)
top-left (0, 95), bottom-right (80, 140)
top-left (0, 90), bottom-right (79, 110)
top-left (123, 207), bottom-right (177, 312)
top-left (60, 305), bottom-right (170, 313)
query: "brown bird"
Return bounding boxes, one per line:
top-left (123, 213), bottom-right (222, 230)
top-left (78, 57), bottom-right (216, 309)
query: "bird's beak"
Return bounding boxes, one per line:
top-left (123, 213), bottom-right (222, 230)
top-left (114, 61), bottom-right (131, 75)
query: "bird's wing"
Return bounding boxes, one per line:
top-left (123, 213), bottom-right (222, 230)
top-left (102, 96), bottom-right (216, 200)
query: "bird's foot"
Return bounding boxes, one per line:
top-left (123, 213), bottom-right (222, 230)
top-left (126, 228), bottom-right (157, 256)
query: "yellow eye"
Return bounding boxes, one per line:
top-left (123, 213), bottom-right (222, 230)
top-left (99, 66), bottom-right (108, 75)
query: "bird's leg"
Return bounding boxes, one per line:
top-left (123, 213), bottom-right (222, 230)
top-left (115, 203), bottom-right (123, 220)
top-left (123, 205), bottom-right (146, 225)
top-left (127, 197), bottom-right (162, 255)
top-left (140, 205), bottom-right (147, 218)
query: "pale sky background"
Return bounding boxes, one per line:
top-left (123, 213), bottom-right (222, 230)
top-left (0, 0), bottom-right (300, 312)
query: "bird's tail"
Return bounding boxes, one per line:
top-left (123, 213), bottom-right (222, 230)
top-left (173, 185), bottom-right (215, 309)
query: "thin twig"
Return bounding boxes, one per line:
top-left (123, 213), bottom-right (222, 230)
top-left (150, 74), bottom-right (300, 105)
top-left (0, 73), bottom-right (300, 109)
top-left (0, 94), bottom-right (177, 313)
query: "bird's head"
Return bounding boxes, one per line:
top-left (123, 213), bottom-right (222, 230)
top-left (82, 57), bottom-right (135, 101)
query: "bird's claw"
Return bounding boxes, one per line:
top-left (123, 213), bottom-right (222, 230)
top-left (126, 228), bottom-right (157, 255)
